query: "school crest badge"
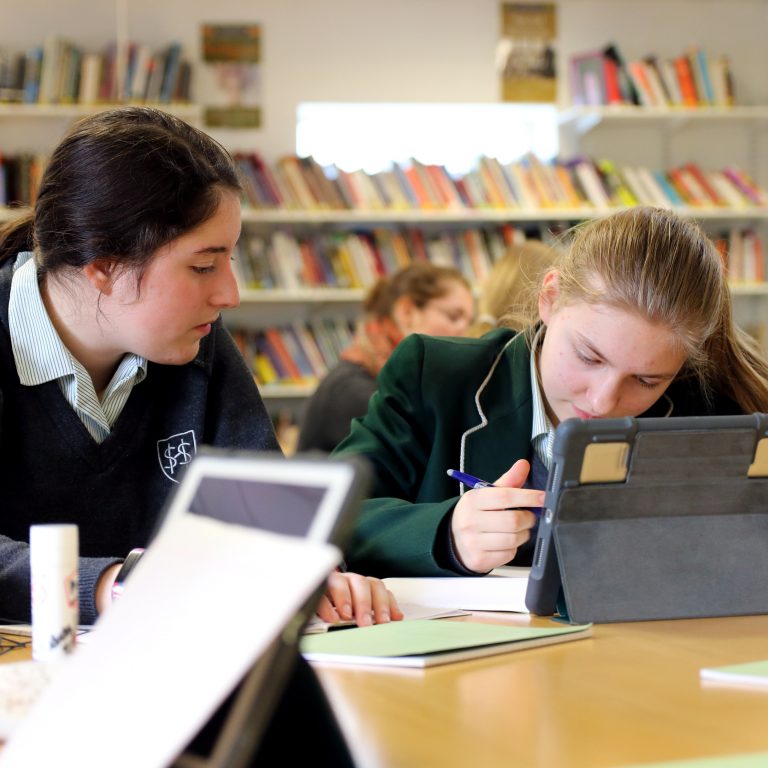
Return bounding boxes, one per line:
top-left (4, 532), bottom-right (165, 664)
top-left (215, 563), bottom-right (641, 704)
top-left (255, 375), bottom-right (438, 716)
top-left (157, 430), bottom-right (197, 482)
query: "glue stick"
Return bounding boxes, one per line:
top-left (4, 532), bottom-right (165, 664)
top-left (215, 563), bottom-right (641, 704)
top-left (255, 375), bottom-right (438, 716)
top-left (30, 524), bottom-right (79, 661)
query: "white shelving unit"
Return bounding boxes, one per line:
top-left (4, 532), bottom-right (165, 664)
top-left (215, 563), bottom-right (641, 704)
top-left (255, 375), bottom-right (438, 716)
top-left (0, 103), bottom-right (202, 120)
top-left (3, 101), bottom-right (768, 406)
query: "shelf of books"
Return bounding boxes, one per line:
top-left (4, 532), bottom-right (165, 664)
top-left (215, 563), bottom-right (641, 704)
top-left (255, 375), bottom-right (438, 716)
top-left (567, 42), bottom-right (738, 111)
top-left (228, 315), bottom-right (356, 402)
top-left (0, 36), bottom-right (193, 107)
top-left (235, 152), bottom-right (768, 215)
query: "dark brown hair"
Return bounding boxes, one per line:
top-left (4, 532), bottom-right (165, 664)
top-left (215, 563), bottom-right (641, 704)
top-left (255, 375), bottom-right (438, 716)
top-left (0, 107), bottom-right (241, 282)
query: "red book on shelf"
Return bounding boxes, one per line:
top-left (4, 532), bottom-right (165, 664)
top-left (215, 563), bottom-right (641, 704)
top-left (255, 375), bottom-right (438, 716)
top-left (252, 153), bottom-right (285, 207)
top-left (751, 232), bottom-right (765, 282)
top-left (683, 163), bottom-right (725, 206)
top-left (365, 234), bottom-right (389, 278)
top-left (712, 233), bottom-right (729, 273)
top-left (673, 55), bottom-right (699, 106)
top-left (667, 167), bottom-right (703, 206)
top-left (299, 241), bottom-right (325, 286)
top-left (426, 164), bottom-right (465, 209)
top-left (407, 229), bottom-right (429, 261)
top-left (478, 158), bottom-right (510, 208)
top-left (403, 165), bottom-right (436, 209)
top-left (626, 60), bottom-right (656, 106)
top-left (603, 56), bottom-right (623, 104)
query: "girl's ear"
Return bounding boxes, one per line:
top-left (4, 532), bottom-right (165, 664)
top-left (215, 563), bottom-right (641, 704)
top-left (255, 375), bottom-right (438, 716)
top-left (538, 269), bottom-right (560, 325)
top-left (82, 260), bottom-right (118, 294)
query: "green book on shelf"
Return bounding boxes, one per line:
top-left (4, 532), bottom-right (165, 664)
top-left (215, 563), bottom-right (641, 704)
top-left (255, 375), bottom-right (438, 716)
top-left (301, 619), bottom-right (592, 669)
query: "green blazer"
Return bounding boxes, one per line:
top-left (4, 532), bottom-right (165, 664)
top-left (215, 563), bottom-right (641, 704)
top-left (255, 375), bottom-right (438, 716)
top-left (334, 328), bottom-right (738, 578)
top-left (334, 329), bottom-right (535, 576)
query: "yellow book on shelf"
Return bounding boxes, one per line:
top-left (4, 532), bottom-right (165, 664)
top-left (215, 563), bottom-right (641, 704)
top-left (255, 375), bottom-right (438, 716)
top-left (334, 241), bottom-right (364, 288)
top-left (253, 350), bottom-right (279, 385)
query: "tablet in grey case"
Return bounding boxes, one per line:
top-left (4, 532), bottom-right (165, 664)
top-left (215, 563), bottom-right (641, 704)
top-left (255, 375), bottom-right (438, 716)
top-left (525, 413), bottom-right (768, 623)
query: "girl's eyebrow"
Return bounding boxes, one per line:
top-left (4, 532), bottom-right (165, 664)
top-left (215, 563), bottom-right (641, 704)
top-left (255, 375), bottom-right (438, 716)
top-left (193, 246), bottom-right (229, 254)
top-left (575, 334), bottom-right (678, 380)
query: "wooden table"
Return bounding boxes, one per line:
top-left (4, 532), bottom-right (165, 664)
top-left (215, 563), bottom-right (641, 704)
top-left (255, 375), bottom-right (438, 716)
top-left (314, 612), bottom-right (768, 768)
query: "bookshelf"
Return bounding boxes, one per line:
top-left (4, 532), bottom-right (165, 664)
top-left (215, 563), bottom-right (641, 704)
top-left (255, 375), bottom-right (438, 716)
top-left (3, 0), bottom-right (768, 416)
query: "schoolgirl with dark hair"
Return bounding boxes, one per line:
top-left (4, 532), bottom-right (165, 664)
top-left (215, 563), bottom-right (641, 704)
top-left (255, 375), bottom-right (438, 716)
top-left (0, 107), bottom-right (398, 630)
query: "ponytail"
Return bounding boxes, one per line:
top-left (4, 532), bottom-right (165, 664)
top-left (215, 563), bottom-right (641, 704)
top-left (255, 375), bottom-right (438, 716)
top-left (703, 282), bottom-right (768, 412)
top-left (0, 210), bottom-right (34, 265)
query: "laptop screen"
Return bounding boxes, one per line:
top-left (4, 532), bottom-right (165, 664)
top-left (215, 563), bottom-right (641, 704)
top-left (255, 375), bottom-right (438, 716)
top-left (159, 450), bottom-right (368, 547)
top-left (188, 477), bottom-right (327, 536)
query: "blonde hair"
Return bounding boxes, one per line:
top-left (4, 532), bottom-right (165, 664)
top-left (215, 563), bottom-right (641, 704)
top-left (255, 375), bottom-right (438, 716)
top-left (468, 240), bottom-right (560, 336)
top-left (540, 207), bottom-right (768, 412)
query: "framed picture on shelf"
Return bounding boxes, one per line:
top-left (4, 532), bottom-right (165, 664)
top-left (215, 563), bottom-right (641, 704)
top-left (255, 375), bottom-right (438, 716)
top-left (201, 23), bottom-right (262, 129)
top-left (498, 2), bottom-right (557, 103)
top-left (569, 50), bottom-right (608, 106)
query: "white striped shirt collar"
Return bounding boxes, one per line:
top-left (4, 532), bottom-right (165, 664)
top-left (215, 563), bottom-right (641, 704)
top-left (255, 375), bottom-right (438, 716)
top-left (9, 251), bottom-right (147, 443)
top-left (529, 338), bottom-right (555, 470)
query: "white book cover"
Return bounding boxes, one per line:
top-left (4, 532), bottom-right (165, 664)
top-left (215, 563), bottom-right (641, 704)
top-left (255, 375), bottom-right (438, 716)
top-left (636, 166), bottom-right (674, 208)
top-left (345, 233), bottom-right (378, 286)
top-left (384, 566), bottom-right (530, 613)
top-left (659, 58), bottom-right (683, 106)
top-left (618, 166), bottom-right (655, 206)
top-left (78, 53), bottom-right (102, 105)
top-left (643, 60), bottom-right (671, 107)
top-left (709, 171), bottom-right (748, 208)
top-left (1, 517), bottom-right (340, 767)
top-left (574, 162), bottom-right (611, 208)
top-left (269, 230), bottom-right (302, 290)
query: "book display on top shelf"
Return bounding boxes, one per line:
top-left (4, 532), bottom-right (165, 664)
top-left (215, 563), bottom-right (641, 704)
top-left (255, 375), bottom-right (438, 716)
top-left (569, 42), bottom-right (734, 108)
top-left (0, 36), bottom-right (192, 106)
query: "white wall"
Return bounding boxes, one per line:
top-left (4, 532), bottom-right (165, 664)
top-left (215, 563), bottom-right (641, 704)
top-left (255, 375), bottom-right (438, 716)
top-left (2, 0), bottom-right (766, 163)
top-left (0, 0), bottom-right (768, 157)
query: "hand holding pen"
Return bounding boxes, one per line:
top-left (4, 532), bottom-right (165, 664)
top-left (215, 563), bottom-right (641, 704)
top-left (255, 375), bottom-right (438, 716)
top-left (446, 460), bottom-right (544, 574)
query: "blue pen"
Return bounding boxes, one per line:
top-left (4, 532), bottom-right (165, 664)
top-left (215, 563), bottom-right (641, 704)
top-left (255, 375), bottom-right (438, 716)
top-left (446, 469), bottom-right (495, 489)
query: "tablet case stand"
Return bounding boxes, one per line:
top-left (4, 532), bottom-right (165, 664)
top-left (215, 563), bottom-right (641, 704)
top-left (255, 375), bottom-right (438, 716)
top-left (549, 414), bottom-right (768, 624)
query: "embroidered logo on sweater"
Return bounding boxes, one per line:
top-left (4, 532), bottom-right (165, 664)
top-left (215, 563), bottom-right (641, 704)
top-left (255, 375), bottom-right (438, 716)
top-left (157, 430), bottom-right (197, 482)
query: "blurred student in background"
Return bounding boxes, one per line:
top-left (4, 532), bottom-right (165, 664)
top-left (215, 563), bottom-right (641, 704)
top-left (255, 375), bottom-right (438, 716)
top-left (468, 240), bottom-right (560, 337)
top-left (298, 262), bottom-right (474, 453)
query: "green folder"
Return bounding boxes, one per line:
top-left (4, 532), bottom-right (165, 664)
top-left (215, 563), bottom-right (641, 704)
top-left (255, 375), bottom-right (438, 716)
top-left (625, 752), bottom-right (768, 767)
top-left (301, 619), bottom-right (592, 668)
top-left (700, 659), bottom-right (768, 688)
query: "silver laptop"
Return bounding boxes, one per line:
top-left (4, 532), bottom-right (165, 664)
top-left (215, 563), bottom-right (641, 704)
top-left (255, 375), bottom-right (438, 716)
top-left (165, 449), bottom-right (370, 768)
